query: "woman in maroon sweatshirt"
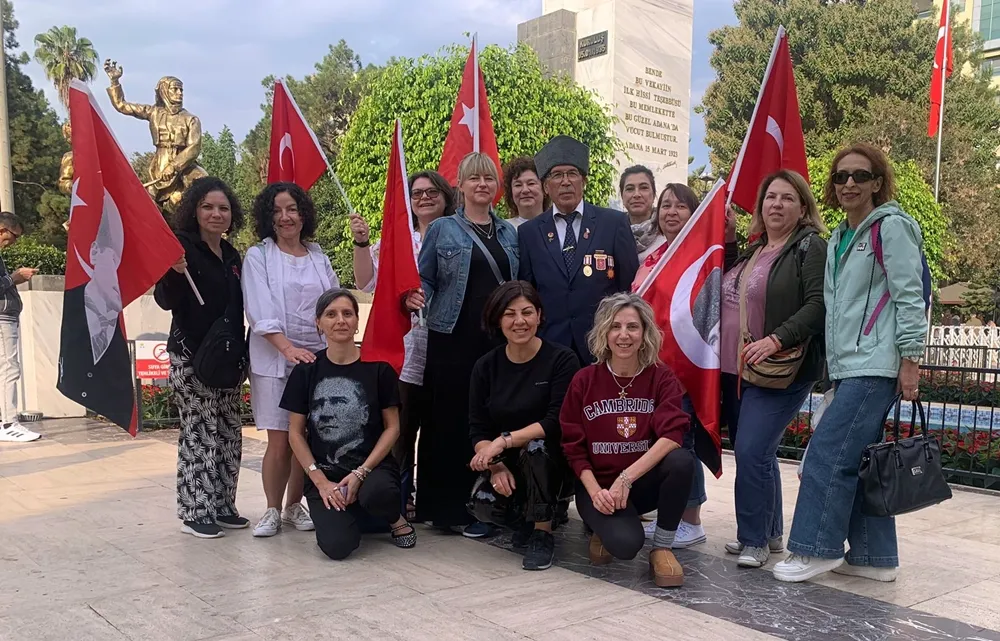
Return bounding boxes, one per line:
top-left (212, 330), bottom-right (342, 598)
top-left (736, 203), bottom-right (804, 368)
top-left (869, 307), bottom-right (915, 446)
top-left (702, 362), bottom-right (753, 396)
top-left (560, 292), bottom-right (693, 587)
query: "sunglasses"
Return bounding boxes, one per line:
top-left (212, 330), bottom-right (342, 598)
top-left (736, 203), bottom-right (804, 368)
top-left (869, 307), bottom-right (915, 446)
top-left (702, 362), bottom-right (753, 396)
top-left (411, 188), bottom-right (441, 200)
top-left (831, 170), bottom-right (879, 185)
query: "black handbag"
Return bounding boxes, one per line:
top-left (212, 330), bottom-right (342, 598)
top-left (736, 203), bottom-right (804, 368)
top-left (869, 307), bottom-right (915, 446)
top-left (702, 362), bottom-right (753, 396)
top-left (859, 394), bottom-right (952, 517)
top-left (192, 266), bottom-right (248, 390)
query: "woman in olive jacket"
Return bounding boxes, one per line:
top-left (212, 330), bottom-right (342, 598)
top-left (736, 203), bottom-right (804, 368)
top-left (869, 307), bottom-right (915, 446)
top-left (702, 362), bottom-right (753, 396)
top-left (719, 170), bottom-right (827, 570)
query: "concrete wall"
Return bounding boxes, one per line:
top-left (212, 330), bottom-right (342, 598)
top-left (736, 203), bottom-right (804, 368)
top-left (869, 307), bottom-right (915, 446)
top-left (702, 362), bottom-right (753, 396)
top-left (16, 277), bottom-right (373, 419)
top-left (517, 9), bottom-right (578, 78)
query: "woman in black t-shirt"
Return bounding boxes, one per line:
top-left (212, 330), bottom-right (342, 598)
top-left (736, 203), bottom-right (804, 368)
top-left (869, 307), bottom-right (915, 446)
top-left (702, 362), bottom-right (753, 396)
top-left (280, 289), bottom-right (416, 559)
top-left (467, 281), bottom-right (580, 571)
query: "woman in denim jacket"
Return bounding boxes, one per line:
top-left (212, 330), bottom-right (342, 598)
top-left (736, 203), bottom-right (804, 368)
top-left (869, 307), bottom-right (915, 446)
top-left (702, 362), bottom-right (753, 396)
top-left (774, 143), bottom-right (927, 584)
top-left (405, 152), bottom-right (519, 536)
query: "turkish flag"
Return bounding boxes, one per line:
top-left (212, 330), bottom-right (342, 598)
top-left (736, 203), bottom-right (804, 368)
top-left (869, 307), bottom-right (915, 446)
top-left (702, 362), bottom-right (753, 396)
top-left (267, 79), bottom-right (330, 189)
top-left (59, 80), bottom-right (184, 436)
top-left (438, 37), bottom-right (503, 202)
top-left (360, 120), bottom-right (421, 373)
top-left (928, 2), bottom-right (953, 138)
top-left (635, 180), bottom-right (726, 477)
top-left (727, 26), bottom-right (808, 215)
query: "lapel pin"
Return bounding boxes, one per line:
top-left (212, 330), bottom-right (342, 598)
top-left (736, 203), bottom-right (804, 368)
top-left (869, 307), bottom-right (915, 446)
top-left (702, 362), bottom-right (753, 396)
top-left (547, 232), bottom-right (555, 242)
top-left (584, 228), bottom-right (591, 239)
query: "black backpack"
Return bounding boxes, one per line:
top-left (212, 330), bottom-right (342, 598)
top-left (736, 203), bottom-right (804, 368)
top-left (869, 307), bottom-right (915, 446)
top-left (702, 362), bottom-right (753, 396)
top-left (192, 265), bottom-right (248, 389)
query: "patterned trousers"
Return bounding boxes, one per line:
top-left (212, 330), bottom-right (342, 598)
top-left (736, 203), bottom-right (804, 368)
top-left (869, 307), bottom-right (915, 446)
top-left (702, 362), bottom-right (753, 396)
top-left (169, 355), bottom-right (243, 523)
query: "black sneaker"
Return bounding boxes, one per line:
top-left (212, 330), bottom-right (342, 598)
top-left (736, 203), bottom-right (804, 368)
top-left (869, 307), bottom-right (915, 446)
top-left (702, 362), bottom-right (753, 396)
top-left (215, 514), bottom-right (250, 529)
top-left (181, 520), bottom-right (224, 539)
top-left (522, 530), bottom-right (555, 571)
top-left (511, 523), bottom-right (534, 550)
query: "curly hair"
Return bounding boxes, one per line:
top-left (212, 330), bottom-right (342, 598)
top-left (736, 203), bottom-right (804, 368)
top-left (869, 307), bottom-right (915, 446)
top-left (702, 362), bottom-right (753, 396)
top-left (502, 157), bottom-right (549, 217)
top-left (252, 182), bottom-right (317, 242)
top-left (173, 176), bottom-right (245, 235)
top-left (586, 293), bottom-right (662, 370)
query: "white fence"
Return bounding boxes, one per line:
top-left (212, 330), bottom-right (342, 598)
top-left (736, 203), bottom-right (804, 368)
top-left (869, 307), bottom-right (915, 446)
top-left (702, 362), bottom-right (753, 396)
top-left (926, 325), bottom-right (1000, 373)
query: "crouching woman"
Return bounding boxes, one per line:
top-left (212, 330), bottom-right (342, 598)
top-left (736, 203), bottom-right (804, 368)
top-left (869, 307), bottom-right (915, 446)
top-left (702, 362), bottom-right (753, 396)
top-left (560, 293), bottom-right (694, 587)
top-left (280, 288), bottom-right (416, 559)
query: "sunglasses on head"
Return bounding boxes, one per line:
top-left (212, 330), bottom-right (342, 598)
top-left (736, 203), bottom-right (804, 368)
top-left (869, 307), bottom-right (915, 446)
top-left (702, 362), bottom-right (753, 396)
top-left (831, 170), bottom-right (878, 185)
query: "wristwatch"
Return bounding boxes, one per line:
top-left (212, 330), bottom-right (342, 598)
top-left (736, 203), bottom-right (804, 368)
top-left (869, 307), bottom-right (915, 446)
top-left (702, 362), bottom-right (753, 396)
top-left (353, 238), bottom-right (371, 248)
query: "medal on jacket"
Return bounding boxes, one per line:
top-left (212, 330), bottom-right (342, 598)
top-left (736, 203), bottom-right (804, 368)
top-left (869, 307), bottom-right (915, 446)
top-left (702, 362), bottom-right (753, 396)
top-left (607, 256), bottom-right (615, 280)
top-left (583, 255), bottom-right (593, 277)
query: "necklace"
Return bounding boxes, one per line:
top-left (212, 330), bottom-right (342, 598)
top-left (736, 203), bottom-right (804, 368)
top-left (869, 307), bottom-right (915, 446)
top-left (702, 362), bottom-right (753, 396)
top-left (465, 214), bottom-right (495, 240)
top-left (606, 362), bottom-right (643, 399)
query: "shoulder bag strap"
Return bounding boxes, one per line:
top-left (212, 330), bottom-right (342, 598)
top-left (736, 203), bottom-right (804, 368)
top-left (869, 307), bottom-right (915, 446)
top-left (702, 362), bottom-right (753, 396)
top-left (455, 214), bottom-right (506, 285)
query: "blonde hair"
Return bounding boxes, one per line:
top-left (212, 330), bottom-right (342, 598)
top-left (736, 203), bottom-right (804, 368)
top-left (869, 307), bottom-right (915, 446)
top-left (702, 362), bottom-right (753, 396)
top-left (587, 293), bottom-right (662, 370)
top-left (748, 170), bottom-right (827, 239)
top-left (457, 152), bottom-right (500, 185)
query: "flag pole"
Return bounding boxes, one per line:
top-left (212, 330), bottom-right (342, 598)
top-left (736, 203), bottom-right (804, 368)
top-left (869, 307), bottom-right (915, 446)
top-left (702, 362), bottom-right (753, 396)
top-left (327, 166), bottom-right (354, 213)
top-left (182, 268), bottom-right (205, 306)
top-left (934, 2), bottom-right (949, 201)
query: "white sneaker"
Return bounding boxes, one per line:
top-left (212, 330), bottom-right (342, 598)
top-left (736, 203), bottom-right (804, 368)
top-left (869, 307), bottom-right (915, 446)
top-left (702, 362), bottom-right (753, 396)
top-left (737, 545), bottom-right (770, 568)
top-left (253, 507), bottom-right (282, 537)
top-left (772, 554), bottom-right (843, 583)
top-left (0, 422), bottom-right (41, 442)
top-left (672, 521), bottom-right (707, 549)
top-left (725, 536), bottom-right (784, 555)
top-left (832, 563), bottom-right (898, 582)
top-left (643, 519), bottom-right (657, 539)
top-left (282, 503), bottom-right (315, 531)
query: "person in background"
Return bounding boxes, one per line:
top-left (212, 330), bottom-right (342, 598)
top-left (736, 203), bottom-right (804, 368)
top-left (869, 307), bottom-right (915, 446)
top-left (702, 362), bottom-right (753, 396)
top-left (405, 152), bottom-right (518, 537)
top-left (350, 169), bottom-right (455, 520)
top-left (281, 288), bottom-right (416, 560)
top-left (775, 143), bottom-right (927, 584)
top-left (720, 170), bottom-right (827, 569)
top-left (518, 135), bottom-right (639, 365)
top-left (243, 182), bottom-right (339, 538)
top-left (561, 293), bottom-right (693, 587)
top-left (0, 212), bottom-right (39, 443)
top-left (630, 183), bottom-right (739, 550)
top-left (155, 177), bottom-right (247, 539)
top-left (468, 281), bottom-right (580, 571)
top-left (619, 165), bottom-right (660, 259)
top-left (502, 157), bottom-right (547, 228)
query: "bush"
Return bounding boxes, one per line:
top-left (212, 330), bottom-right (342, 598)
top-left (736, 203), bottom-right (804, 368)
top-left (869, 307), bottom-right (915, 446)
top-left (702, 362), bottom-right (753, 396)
top-left (0, 238), bottom-right (66, 274)
top-left (140, 384), bottom-right (253, 428)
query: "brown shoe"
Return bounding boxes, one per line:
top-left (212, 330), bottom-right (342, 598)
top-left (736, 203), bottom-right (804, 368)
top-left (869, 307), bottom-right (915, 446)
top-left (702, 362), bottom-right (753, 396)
top-left (649, 548), bottom-right (684, 587)
top-left (588, 533), bottom-right (613, 566)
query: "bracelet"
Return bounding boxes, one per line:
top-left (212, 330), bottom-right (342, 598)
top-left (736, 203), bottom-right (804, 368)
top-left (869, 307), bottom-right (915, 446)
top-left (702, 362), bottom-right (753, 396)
top-left (618, 470), bottom-right (633, 489)
top-left (353, 238), bottom-right (371, 248)
top-left (351, 467), bottom-right (368, 483)
top-left (359, 465), bottom-right (373, 475)
top-left (768, 334), bottom-right (782, 351)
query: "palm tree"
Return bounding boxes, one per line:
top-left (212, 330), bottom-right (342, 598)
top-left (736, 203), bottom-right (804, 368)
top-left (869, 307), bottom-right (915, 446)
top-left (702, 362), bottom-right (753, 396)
top-left (33, 26), bottom-right (98, 108)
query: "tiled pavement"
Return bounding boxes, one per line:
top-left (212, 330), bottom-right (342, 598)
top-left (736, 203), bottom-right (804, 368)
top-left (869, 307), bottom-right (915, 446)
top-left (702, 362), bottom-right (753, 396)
top-left (2, 419), bottom-right (1000, 640)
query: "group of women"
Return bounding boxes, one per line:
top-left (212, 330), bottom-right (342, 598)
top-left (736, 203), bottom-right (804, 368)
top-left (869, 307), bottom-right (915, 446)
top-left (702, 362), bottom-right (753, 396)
top-left (156, 141), bottom-right (926, 589)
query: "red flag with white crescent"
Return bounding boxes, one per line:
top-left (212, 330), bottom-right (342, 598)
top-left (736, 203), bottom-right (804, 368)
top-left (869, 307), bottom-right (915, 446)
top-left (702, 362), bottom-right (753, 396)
top-left (636, 180), bottom-right (726, 477)
top-left (438, 36), bottom-right (503, 203)
top-left (59, 80), bottom-right (184, 436)
top-left (727, 26), bottom-right (807, 215)
top-left (928, 2), bottom-right (953, 138)
top-left (267, 79), bottom-right (330, 189)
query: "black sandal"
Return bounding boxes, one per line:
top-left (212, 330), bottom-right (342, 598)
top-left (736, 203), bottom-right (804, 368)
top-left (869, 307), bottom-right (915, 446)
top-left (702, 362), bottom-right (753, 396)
top-left (391, 521), bottom-right (417, 548)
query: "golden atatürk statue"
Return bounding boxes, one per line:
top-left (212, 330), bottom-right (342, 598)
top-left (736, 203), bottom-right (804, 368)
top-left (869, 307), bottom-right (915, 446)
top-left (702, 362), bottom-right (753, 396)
top-left (58, 121), bottom-right (73, 196)
top-left (103, 59), bottom-right (207, 213)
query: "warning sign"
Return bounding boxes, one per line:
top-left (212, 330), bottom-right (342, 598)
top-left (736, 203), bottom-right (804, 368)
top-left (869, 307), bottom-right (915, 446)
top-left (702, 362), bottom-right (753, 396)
top-left (135, 340), bottom-right (170, 379)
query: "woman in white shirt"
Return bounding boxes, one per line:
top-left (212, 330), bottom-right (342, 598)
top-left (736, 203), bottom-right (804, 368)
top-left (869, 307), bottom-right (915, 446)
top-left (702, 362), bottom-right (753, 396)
top-left (243, 182), bottom-right (338, 538)
top-left (501, 157), bottom-right (547, 229)
top-left (349, 169), bottom-right (455, 519)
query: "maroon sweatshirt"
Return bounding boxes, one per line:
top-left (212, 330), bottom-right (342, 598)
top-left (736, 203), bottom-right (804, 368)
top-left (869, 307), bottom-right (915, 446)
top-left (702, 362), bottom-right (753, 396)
top-left (560, 362), bottom-right (689, 487)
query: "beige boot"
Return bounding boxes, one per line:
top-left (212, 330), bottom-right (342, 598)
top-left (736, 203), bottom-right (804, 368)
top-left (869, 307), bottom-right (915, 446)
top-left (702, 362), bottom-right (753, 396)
top-left (588, 533), bottom-right (613, 566)
top-left (649, 548), bottom-right (684, 587)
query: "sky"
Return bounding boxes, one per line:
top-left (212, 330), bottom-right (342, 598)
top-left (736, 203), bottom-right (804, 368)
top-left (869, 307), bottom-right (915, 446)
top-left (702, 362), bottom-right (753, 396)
top-left (14, 0), bottom-right (737, 172)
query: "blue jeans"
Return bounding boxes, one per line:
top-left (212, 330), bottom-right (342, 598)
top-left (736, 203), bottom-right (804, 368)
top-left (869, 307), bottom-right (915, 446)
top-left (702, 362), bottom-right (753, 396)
top-left (787, 376), bottom-right (899, 567)
top-left (733, 379), bottom-right (813, 548)
top-left (681, 397), bottom-right (707, 510)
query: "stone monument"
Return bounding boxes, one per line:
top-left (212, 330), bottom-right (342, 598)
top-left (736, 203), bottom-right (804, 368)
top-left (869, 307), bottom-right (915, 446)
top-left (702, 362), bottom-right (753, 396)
top-left (518, 0), bottom-right (693, 196)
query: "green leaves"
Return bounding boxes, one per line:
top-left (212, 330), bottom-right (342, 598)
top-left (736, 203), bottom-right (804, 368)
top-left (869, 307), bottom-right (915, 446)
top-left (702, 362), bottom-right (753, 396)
top-left (335, 41), bottom-right (617, 284)
top-left (32, 25), bottom-right (98, 108)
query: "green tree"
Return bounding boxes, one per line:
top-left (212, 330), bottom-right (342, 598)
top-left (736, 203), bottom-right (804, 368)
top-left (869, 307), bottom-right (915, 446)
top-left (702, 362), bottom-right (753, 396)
top-left (700, 0), bottom-right (1000, 282)
top-left (201, 126), bottom-right (239, 188)
top-left (807, 152), bottom-right (948, 278)
top-left (959, 282), bottom-right (997, 322)
top-left (2, 0), bottom-right (66, 229)
top-left (32, 25), bottom-right (98, 109)
top-left (337, 41), bottom-right (618, 282)
top-left (130, 151), bottom-right (154, 183)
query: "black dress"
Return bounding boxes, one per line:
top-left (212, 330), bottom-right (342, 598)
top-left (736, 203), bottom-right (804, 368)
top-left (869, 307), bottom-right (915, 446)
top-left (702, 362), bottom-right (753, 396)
top-left (416, 225), bottom-right (511, 527)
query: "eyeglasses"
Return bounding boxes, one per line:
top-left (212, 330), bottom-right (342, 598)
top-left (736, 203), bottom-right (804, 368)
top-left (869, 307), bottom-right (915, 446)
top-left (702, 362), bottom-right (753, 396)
top-left (548, 169), bottom-right (582, 182)
top-left (0, 228), bottom-right (21, 240)
top-left (411, 188), bottom-right (441, 200)
top-left (831, 170), bottom-right (878, 185)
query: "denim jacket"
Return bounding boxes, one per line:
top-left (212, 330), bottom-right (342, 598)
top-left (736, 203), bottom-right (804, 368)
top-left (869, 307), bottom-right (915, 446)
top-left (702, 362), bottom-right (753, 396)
top-left (418, 209), bottom-right (519, 334)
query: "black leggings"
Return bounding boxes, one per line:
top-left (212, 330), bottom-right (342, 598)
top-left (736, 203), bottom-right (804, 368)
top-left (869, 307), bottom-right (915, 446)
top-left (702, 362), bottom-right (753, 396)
top-left (395, 381), bottom-right (427, 512)
top-left (574, 448), bottom-right (694, 560)
top-left (468, 439), bottom-right (573, 526)
top-left (306, 460), bottom-right (401, 561)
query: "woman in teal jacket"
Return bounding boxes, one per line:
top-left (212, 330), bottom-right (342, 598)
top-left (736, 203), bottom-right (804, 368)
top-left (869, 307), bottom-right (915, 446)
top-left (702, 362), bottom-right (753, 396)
top-left (774, 143), bottom-right (927, 584)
